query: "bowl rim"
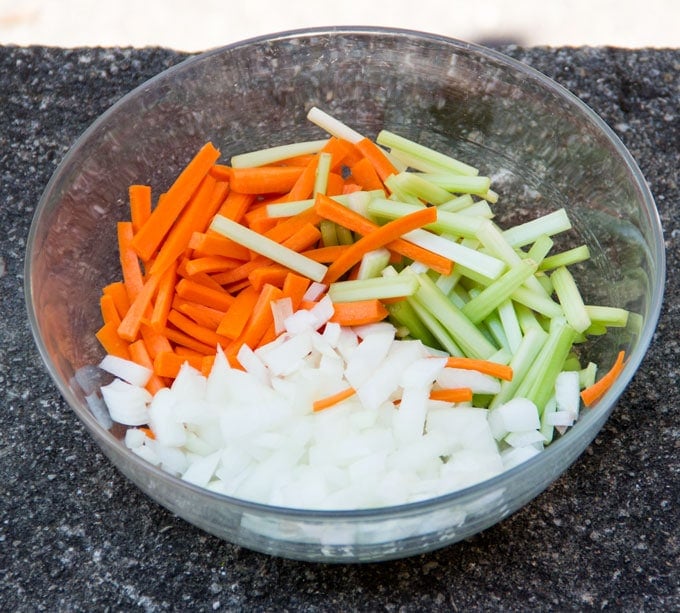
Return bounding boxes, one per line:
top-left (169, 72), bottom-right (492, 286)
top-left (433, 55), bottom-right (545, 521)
top-left (25, 25), bottom-right (666, 521)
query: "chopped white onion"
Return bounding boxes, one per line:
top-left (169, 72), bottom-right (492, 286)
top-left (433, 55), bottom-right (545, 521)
top-left (99, 354), bottom-right (152, 387)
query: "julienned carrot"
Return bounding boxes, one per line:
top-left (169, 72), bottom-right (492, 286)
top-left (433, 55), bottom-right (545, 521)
top-left (154, 350), bottom-right (204, 378)
top-left (329, 299), bottom-right (389, 326)
top-left (355, 137), bottom-right (398, 182)
top-left (140, 324), bottom-right (173, 359)
top-left (301, 245), bottom-right (350, 263)
top-left (238, 283), bottom-right (284, 350)
top-left (117, 273), bottom-right (161, 342)
top-left (429, 388), bottom-right (474, 403)
top-left (167, 308), bottom-right (231, 350)
top-left (285, 156), bottom-right (319, 202)
top-left (580, 350), bottom-right (626, 406)
top-left (313, 193), bottom-right (452, 275)
top-left (323, 206), bottom-right (438, 283)
top-left (176, 260), bottom-right (225, 292)
top-left (100, 293), bottom-right (121, 327)
top-left (184, 255), bottom-right (242, 277)
top-left (117, 222), bottom-right (145, 300)
top-left (189, 231), bottom-right (251, 261)
top-left (229, 166), bottom-right (305, 194)
top-left (444, 357), bottom-right (514, 381)
top-left (175, 278), bottom-right (235, 311)
top-left (313, 386), bottom-right (356, 412)
top-left (163, 326), bottom-right (216, 356)
top-left (150, 261), bottom-right (177, 333)
top-left (128, 339), bottom-right (167, 394)
top-left (248, 265), bottom-right (290, 290)
top-left (244, 204), bottom-right (279, 234)
top-left (320, 136), bottom-right (355, 171)
top-left (177, 301), bottom-right (226, 330)
top-left (103, 281), bottom-right (130, 319)
top-left (96, 322), bottom-right (130, 359)
top-left (263, 207), bottom-right (323, 243)
top-left (282, 272), bottom-right (311, 310)
top-left (216, 285), bottom-right (259, 339)
top-left (131, 142), bottom-right (220, 262)
top-left (209, 164), bottom-right (232, 181)
top-left (350, 156), bottom-right (384, 191)
top-left (129, 184), bottom-right (152, 233)
top-left (325, 172), bottom-right (346, 197)
top-left (218, 191), bottom-right (255, 222)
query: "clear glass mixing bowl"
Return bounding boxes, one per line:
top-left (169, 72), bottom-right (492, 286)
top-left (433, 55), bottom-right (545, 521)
top-left (25, 27), bottom-right (665, 562)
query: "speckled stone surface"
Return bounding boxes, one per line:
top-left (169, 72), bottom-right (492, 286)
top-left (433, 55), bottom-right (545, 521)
top-left (0, 44), bottom-right (678, 611)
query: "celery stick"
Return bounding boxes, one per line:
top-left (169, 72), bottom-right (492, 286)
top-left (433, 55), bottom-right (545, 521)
top-left (514, 318), bottom-right (577, 415)
top-left (230, 138), bottom-right (328, 168)
top-left (579, 362), bottom-right (598, 389)
top-left (483, 309), bottom-right (511, 352)
top-left (514, 302), bottom-right (546, 335)
top-left (367, 198), bottom-right (483, 239)
top-left (540, 395), bottom-right (558, 444)
top-left (435, 269), bottom-right (461, 295)
top-left (407, 295), bottom-right (464, 357)
top-left (384, 175), bottom-right (423, 205)
top-left (376, 130), bottom-right (479, 176)
top-left (551, 266), bottom-right (592, 334)
top-left (438, 194), bottom-right (474, 212)
top-left (335, 224), bottom-right (355, 246)
top-left (584, 305), bottom-right (629, 328)
top-left (420, 173), bottom-right (492, 197)
top-left (356, 249), bottom-right (391, 280)
top-left (526, 234), bottom-right (554, 265)
top-left (497, 299), bottom-right (523, 353)
top-left (210, 215), bottom-right (328, 282)
top-left (488, 326), bottom-right (548, 410)
top-left (503, 208), bottom-right (572, 248)
top-left (313, 152), bottom-right (332, 196)
top-left (404, 229), bottom-right (505, 280)
top-left (454, 200), bottom-right (494, 218)
top-left (390, 172), bottom-right (454, 205)
top-left (414, 273), bottom-right (497, 359)
top-left (511, 286), bottom-right (564, 319)
top-left (319, 219), bottom-right (339, 247)
top-left (538, 245), bottom-right (590, 271)
top-left (307, 106), bottom-right (363, 144)
top-left (266, 190), bottom-right (383, 219)
top-left (484, 189), bottom-right (499, 204)
top-left (535, 273), bottom-right (554, 295)
top-left (328, 275), bottom-right (419, 303)
top-left (385, 299), bottom-right (439, 349)
top-left (461, 259), bottom-right (539, 324)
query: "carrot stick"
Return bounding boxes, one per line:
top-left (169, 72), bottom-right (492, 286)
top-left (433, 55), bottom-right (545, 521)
top-left (211, 258), bottom-right (264, 286)
top-left (167, 309), bottom-right (231, 350)
top-left (118, 221), bottom-right (145, 300)
top-left (208, 164), bottom-right (232, 181)
top-left (189, 231), bottom-right (251, 261)
top-left (100, 293), bottom-right (122, 327)
top-left (301, 245), bottom-right (350, 263)
top-left (429, 388), bottom-right (474, 403)
top-left (140, 324), bottom-right (173, 359)
top-left (269, 153), bottom-right (318, 167)
top-left (175, 278), bottom-right (235, 311)
top-left (103, 281), bottom-right (130, 319)
top-left (129, 184), bottom-right (152, 233)
top-left (117, 273), bottom-right (161, 342)
top-left (444, 357), bottom-right (514, 381)
top-left (285, 156), bottom-right (319, 202)
top-left (355, 137), bottom-right (398, 182)
top-left (320, 136), bottom-right (355, 170)
top-left (580, 350), bottom-right (626, 406)
top-left (217, 191), bottom-right (255, 222)
top-left (177, 259), bottom-right (225, 291)
top-left (350, 157), bottom-right (384, 191)
top-left (131, 142), bottom-right (220, 262)
top-left (95, 322), bottom-right (130, 359)
top-left (149, 261), bottom-right (177, 333)
top-left (323, 206), bottom-right (437, 283)
top-left (177, 301), bottom-right (226, 330)
top-left (244, 205), bottom-right (280, 234)
top-left (263, 207), bottom-right (323, 244)
top-left (184, 255), bottom-right (242, 277)
top-left (216, 285), bottom-right (260, 339)
top-left (163, 326), bottom-right (216, 356)
top-left (229, 166), bottom-right (305, 194)
top-left (314, 193), bottom-right (452, 275)
top-left (329, 299), bottom-right (389, 326)
top-left (238, 283), bottom-right (284, 349)
top-left (325, 172), bottom-right (345, 197)
top-left (313, 386), bottom-right (356, 412)
top-left (282, 272), bottom-right (312, 310)
top-left (147, 173), bottom-right (222, 276)
top-left (154, 351), bottom-right (204, 378)
top-left (128, 339), bottom-right (167, 393)
top-left (248, 265), bottom-right (290, 290)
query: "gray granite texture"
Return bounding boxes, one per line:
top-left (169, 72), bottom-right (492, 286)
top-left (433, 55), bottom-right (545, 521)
top-left (1, 44), bottom-right (678, 611)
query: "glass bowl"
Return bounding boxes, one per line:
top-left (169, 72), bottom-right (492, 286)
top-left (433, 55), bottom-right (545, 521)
top-left (25, 27), bottom-right (665, 562)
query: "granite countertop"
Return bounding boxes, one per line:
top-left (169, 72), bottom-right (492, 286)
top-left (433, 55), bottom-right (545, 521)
top-left (0, 44), bottom-right (678, 611)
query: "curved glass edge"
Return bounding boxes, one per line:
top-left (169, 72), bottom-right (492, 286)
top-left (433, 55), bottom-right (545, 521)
top-left (24, 27), bottom-right (666, 533)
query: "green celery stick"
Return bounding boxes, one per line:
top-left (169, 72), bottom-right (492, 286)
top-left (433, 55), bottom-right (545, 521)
top-left (390, 172), bottom-right (455, 205)
top-left (385, 299), bottom-right (440, 349)
top-left (230, 138), bottom-right (328, 167)
top-left (526, 234), bottom-right (554, 265)
top-left (319, 219), bottom-right (339, 247)
top-left (356, 249), bottom-right (391, 280)
top-left (538, 245), bottom-right (590, 271)
top-left (438, 194), bottom-right (474, 212)
top-left (503, 208), bottom-right (572, 248)
top-left (584, 305), bottom-right (629, 328)
top-left (313, 152), bottom-right (332, 196)
top-left (407, 295), bottom-right (464, 357)
top-left (497, 299), bottom-right (523, 353)
top-left (551, 266), bottom-right (592, 334)
top-left (328, 275), bottom-right (419, 303)
top-left (420, 173), bottom-right (492, 197)
top-left (511, 286), bottom-right (564, 319)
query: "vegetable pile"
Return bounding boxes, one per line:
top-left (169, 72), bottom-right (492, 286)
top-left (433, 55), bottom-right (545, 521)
top-left (95, 107), bottom-right (629, 509)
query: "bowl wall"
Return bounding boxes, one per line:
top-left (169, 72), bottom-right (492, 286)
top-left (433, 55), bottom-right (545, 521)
top-left (26, 28), bottom-right (664, 561)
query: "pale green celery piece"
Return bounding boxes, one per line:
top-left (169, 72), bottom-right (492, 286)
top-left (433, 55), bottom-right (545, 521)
top-left (328, 275), bottom-right (419, 303)
top-left (584, 305), bottom-right (630, 328)
top-left (626, 311), bottom-right (643, 336)
top-left (551, 265), bottom-right (592, 334)
top-left (489, 348), bottom-right (512, 365)
top-left (210, 215), bottom-right (327, 282)
top-left (538, 244), bottom-right (591, 271)
top-left (488, 326), bottom-right (548, 410)
top-left (385, 300), bottom-right (440, 349)
top-left (526, 234), bottom-right (554, 265)
top-left (421, 173), bottom-right (492, 197)
top-left (405, 229), bottom-right (505, 280)
top-left (511, 286), bottom-right (564, 319)
top-left (583, 323), bottom-right (608, 336)
top-left (514, 302), bottom-right (546, 335)
top-left (483, 310), bottom-right (511, 353)
top-left (535, 273), bottom-right (554, 295)
top-left (415, 273), bottom-right (497, 359)
top-left (319, 219), bottom-right (339, 247)
top-left (450, 283), bottom-right (471, 309)
top-left (313, 152), bottom-right (332, 196)
top-left (335, 224), bottom-right (355, 246)
top-left (455, 200), bottom-right (494, 218)
top-left (407, 295), bottom-right (464, 356)
top-left (540, 395), bottom-right (558, 444)
top-left (267, 199), bottom-right (315, 218)
top-left (376, 130), bottom-right (479, 176)
top-left (391, 172), bottom-right (455, 205)
top-left (562, 356), bottom-right (582, 371)
top-left (384, 175), bottom-right (423, 205)
top-left (266, 190), bottom-right (383, 219)
top-left (503, 208), bottom-right (572, 248)
top-left (477, 220), bottom-right (550, 298)
top-left (367, 198), bottom-right (483, 239)
top-left (579, 362), bottom-right (598, 389)
top-left (497, 299), bottom-right (523, 354)
top-left (438, 194), bottom-right (474, 212)
top-left (435, 269), bottom-right (462, 296)
top-left (485, 189), bottom-right (499, 204)
top-left (356, 249), bottom-right (391, 280)
top-left (462, 259), bottom-right (538, 324)
top-left (515, 319), bottom-right (577, 415)
top-left (307, 106), bottom-right (363, 144)
top-left (230, 138), bottom-right (328, 168)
